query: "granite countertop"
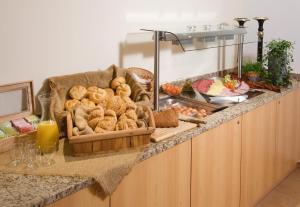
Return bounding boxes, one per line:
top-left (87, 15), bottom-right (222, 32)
top-left (1, 79), bottom-right (299, 207)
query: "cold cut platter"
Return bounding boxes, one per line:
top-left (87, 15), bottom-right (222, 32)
top-left (192, 75), bottom-right (250, 104)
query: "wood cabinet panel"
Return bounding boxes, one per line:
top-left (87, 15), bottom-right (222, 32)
top-left (111, 140), bottom-right (191, 207)
top-left (47, 185), bottom-right (109, 207)
top-left (191, 117), bottom-right (242, 207)
top-left (276, 91), bottom-right (299, 182)
top-left (297, 88), bottom-right (300, 161)
top-left (241, 101), bottom-right (277, 207)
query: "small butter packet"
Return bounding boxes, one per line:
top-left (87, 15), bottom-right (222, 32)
top-left (0, 130), bottom-right (6, 139)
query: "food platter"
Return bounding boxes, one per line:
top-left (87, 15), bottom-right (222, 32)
top-left (192, 75), bottom-right (250, 104)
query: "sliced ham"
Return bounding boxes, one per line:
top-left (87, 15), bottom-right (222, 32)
top-left (192, 79), bottom-right (215, 93)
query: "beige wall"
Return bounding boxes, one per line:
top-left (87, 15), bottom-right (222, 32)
top-left (0, 0), bottom-right (245, 93)
top-left (243, 0), bottom-right (299, 73)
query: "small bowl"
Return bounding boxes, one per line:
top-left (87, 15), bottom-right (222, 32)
top-left (161, 83), bottom-right (183, 96)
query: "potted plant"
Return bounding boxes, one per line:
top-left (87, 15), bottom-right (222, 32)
top-left (264, 39), bottom-right (294, 87)
top-left (242, 62), bottom-right (265, 82)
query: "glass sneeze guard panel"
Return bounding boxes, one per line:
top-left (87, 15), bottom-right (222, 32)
top-left (126, 24), bottom-right (258, 52)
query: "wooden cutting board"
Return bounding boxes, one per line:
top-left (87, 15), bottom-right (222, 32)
top-left (151, 121), bottom-right (197, 142)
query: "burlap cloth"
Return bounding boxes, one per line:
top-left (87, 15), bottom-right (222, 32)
top-left (35, 64), bottom-right (152, 136)
top-left (0, 138), bottom-right (143, 196)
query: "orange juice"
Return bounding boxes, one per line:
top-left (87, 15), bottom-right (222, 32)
top-left (36, 120), bottom-right (59, 153)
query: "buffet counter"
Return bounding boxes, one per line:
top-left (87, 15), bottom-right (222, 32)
top-left (1, 78), bottom-right (300, 207)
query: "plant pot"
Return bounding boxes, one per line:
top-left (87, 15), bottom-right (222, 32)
top-left (268, 53), bottom-right (288, 85)
top-left (247, 71), bottom-right (261, 82)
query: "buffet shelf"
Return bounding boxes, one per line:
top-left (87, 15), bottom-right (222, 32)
top-left (127, 25), bottom-right (258, 52)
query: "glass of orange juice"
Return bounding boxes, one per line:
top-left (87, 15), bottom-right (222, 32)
top-left (36, 93), bottom-right (59, 154)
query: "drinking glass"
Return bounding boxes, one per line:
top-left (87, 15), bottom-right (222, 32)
top-left (8, 143), bottom-right (22, 167)
top-left (24, 143), bottom-right (38, 170)
top-left (42, 145), bottom-right (56, 166)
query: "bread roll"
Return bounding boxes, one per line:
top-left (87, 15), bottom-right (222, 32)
top-left (111, 77), bottom-right (126, 89)
top-left (125, 109), bottom-right (137, 121)
top-left (116, 83), bottom-right (131, 97)
top-left (65, 99), bottom-right (81, 112)
top-left (81, 98), bottom-right (96, 108)
top-left (104, 88), bottom-right (115, 97)
top-left (153, 108), bottom-right (179, 128)
top-left (106, 96), bottom-right (126, 116)
top-left (69, 85), bottom-right (87, 100)
top-left (88, 89), bottom-right (107, 105)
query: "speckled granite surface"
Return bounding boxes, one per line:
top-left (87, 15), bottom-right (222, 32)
top-left (1, 79), bottom-right (299, 207)
top-left (0, 173), bottom-right (93, 207)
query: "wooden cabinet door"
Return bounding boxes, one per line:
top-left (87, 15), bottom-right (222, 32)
top-left (297, 88), bottom-right (300, 161)
top-left (241, 101), bottom-right (277, 207)
top-left (48, 185), bottom-right (109, 207)
top-left (111, 140), bottom-right (191, 207)
top-left (191, 117), bottom-right (242, 207)
top-left (275, 91), bottom-right (299, 182)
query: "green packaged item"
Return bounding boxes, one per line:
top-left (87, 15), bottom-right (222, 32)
top-left (0, 121), bottom-right (12, 128)
top-left (0, 130), bottom-right (5, 139)
top-left (25, 115), bottom-right (40, 129)
top-left (0, 121), bottom-right (18, 137)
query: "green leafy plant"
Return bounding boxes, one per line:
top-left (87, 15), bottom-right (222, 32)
top-left (263, 39), bottom-right (294, 87)
top-left (243, 62), bottom-right (265, 75)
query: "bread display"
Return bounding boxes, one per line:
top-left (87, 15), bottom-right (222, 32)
top-left (65, 78), bottom-right (152, 137)
top-left (69, 85), bottom-right (87, 100)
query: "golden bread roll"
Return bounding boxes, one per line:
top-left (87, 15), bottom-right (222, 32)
top-left (106, 96), bottom-right (126, 116)
top-left (81, 98), bottom-right (96, 108)
top-left (118, 114), bottom-right (127, 121)
top-left (87, 86), bottom-right (99, 93)
top-left (88, 89), bottom-right (107, 104)
top-left (65, 99), bottom-right (81, 112)
top-left (69, 85), bottom-right (87, 100)
top-left (104, 88), bottom-right (115, 97)
top-left (111, 77), bottom-right (126, 89)
top-left (88, 117), bottom-right (102, 130)
top-left (116, 117), bottom-right (137, 130)
top-left (94, 127), bottom-right (106, 134)
top-left (104, 109), bottom-right (117, 119)
top-left (88, 106), bottom-right (104, 120)
top-left (127, 118), bottom-right (137, 129)
top-left (125, 109), bottom-right (138, 121)
top-left (96, 117), bottom-right (117, 131)
top-left (122, 96), bottom-right (137, 110)
top-left (116, 83), bottom-right (131, 97)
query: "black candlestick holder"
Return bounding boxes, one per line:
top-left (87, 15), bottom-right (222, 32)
top-left (254, 17), bottom-right (269, 62)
